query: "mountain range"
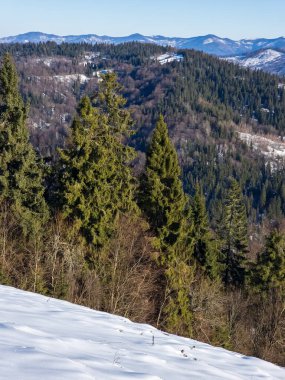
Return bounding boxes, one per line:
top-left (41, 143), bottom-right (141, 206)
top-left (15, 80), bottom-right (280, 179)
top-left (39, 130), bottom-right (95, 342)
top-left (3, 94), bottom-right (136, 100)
top-left (1, 32), bottom-right (285, 76)
top-left (0, 31), bottom-right (285, 56)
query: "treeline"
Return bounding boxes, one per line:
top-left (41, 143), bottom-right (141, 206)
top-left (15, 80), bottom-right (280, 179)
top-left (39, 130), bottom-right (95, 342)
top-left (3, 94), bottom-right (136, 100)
top-left (0, 41), bottom-right (167, 65)
top-left (0, 54), bottom-right (284, 365)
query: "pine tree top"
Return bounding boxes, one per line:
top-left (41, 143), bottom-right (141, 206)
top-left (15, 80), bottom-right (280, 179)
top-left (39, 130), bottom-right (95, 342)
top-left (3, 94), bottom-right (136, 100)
top-left (0, 53), bottom-right (23, 111)
top-left (146, 115), bottom-right (181, 179)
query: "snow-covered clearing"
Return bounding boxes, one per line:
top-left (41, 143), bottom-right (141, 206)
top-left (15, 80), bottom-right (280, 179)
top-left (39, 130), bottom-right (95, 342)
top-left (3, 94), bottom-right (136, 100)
top-left (53, 74), bottom-right (90, 84)
top-left (0, 285), bottom-right (284, 379)
top-left (155, 53), bottom-right (183, 65)
top-left (238, 132), bottom-right (285, 160)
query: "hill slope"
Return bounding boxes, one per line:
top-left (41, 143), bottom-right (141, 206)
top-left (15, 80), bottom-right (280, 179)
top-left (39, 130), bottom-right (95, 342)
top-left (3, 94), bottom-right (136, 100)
top-left (0, 42), bottom-right (284, 221)
top-left (226, 49), bottom-right (285, 76)
top-left (0, 285), bottom-right (284, 379)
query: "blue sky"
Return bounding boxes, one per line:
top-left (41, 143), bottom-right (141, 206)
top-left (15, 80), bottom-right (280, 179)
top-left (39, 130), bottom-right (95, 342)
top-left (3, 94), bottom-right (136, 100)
top-left (0, 0), bottom-right (284, 39)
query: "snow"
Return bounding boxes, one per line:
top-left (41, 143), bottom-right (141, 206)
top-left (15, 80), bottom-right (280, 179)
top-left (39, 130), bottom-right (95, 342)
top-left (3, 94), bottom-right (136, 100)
top-left (0, 286), bottom-right (284, 380)
top-left (156, 53), bottom-right (183, 65)
top-left (203, 38), bottom-right (215, 45)
top-left (80, 52), bottom-right (101, 65)
top-left (225, 56), bottom-right (240, 63)
top-left (224, 49), bottom-right (284, 71)
top-left (238, 132), bottom-right (285, 159)
top-left (242, 49), bottom-right (282, 67)
top-left (203, 37), bottom-right (226, 45)
top-left (34, 58), bottom-right (54, 67)
top-left (53, 74), bottom-right (90, 84)
top-left (260, 107), bottom-right (270, 113)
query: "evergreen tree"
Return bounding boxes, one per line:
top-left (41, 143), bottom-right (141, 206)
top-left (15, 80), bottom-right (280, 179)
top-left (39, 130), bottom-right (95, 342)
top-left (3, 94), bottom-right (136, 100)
top-left (95, 72), bottom-right (132, 136)
top-left (164, 259), bottom-right (195, 336)
top-left (254, 230), bottom-right (285, 292)
top-left (0, 53), bottom-right (48, 235)
top-left (192, 183), bottom-right (220, 279)
top-left (95, 72), bottom-right (136, 211)
top-left (141, 115), bottom-right (189, 251)
top-left (141, 115), bottom-right (194, 335)
top-left (59, 75), bottom-right (136, 247)
top-left (220, 179), bottom-right (248, 287)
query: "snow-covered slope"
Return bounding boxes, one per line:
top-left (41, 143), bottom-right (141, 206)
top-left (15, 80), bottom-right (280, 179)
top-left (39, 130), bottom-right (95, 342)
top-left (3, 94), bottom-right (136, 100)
top-left (0, 286), bottom-right (284, 379)
top-left (238, 132), bottom-right (285, 160)
top-left (1, 32), bottom-right (285, 57)
top-left (225, 49), bottom-right (285, 76)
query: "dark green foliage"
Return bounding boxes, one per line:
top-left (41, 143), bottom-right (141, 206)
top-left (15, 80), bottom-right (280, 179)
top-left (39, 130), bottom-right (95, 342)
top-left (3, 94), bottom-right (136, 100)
top-left (0, 53), bottom-right (48, 235)
top-left (164, 259), bottom-right (194, 336)
top-left (140, 115), bottom-right (194, 335)
top-left (182, 135), bottom-right (285, 226)
top-left (254, 230), bottom-right (285, 292)
top-left (220, 179), bottom-right (248, 287)
top-left (192, 183), bottom-right (220, 279)
top-left (141, 115), bottom-right (189, 251)
top-left (59, 74), bottom-right (136, 247)
top-left (0, 41), bottom-right (167, 65)
top-left (157, 50), bottom-right (285, 133)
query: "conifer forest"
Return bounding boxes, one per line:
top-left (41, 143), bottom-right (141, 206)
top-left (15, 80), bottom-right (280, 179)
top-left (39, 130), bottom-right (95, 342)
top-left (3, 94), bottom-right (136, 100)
top-left (0, 43), bottom-right (284, 366)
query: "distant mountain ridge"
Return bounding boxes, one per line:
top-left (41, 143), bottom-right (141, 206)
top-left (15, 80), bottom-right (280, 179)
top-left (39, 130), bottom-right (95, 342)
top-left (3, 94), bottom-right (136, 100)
top-left (1, 31), bottom-right (285, 57)
top-left (225, 49), bottom-right (285, 76)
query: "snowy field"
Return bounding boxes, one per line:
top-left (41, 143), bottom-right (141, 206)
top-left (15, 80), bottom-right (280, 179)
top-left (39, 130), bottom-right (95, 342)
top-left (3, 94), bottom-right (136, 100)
top-left (0, 285), bottom-right (284, 379)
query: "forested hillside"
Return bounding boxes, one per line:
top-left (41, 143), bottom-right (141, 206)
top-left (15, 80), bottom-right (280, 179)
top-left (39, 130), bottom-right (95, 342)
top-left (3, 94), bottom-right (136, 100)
top-left (0, 47), bottom-right (284, 365)
top-left (0, 42), bottom-right (284, 223)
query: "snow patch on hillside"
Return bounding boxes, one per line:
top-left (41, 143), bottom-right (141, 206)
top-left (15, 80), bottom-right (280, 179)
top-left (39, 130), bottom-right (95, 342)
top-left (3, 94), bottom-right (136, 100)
top-left (242, 49), bottom-right (282, 67)
top-left (155, 53), bottom-right (184, 65)
top-left (203, 38), bottom-right (215, 45)
top-left (53, 74), bottom-right (90, 84)
top-left (0, 285), bottom-right (284, 380)
top-left (224, 49), bottom-right (285, 74)
top-left (238, 132), bottom-right (285, 159)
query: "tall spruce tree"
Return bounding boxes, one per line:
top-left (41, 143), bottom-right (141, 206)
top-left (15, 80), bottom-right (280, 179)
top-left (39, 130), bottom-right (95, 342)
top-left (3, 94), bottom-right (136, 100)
top-left (254, 230), bottom-right (285, 292)
top-left (141, 115), bottom-right (194, 335)
top-left (220, 179), bottom-right (248, 287)
top-left (94, 72), bottom-right (136, 211)
top-left (192, 183), bottom-right (219, 279)
top-left (141, 115), bottom-right (189, 252)
top-left (0, 53), bottom-right (48, 235)
top-left (59, 74), bottom-right (136, 248)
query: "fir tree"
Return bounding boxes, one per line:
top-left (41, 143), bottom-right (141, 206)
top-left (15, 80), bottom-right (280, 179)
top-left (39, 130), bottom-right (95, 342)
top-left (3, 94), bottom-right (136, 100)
top-left (141, 115), bottom-right (189, 251)
top-left (220, 179), bottom-right (248, 287)
top-left (95, 72), bottom-right (136, 211)
top-left (141, 115), bottom-right (194, 335)
top-left (192, 183), bottom-right (220, 279)
top-left (164, 259), bottom-right (195, 336)
top-left (0, 53), bottom-right (48, 235)
top-left (254, 230), bottom-right (285, 292)
top-left (59, 74), bottom-right (136, 247)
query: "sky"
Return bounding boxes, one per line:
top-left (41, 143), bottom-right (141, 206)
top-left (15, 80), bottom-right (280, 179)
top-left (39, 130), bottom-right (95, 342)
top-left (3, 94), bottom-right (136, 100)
top-left (0, 0), bottom-right (284, 40)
